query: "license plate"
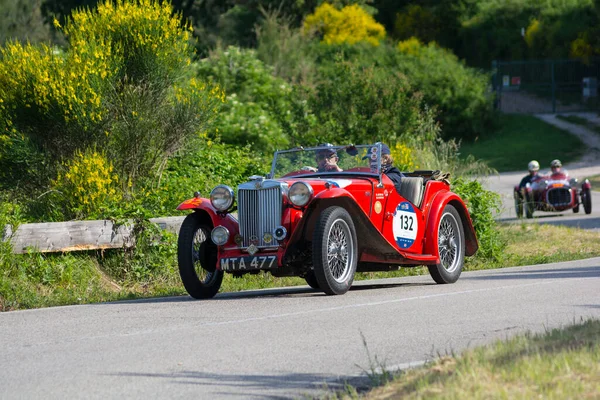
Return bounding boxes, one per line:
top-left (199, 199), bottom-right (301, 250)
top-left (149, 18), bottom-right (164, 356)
top-left (220, 255), bottom-right (278, 272)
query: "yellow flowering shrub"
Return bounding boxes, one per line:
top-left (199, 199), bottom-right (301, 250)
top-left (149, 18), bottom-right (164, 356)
top-left (62, 0), bottom-right (193, 84)
top-left (0, 41), bottom-right (108, 129)
top-left (303, 3), bottom-right (386, 46)
top-left (390, 142), bottom-right (416, 171)
top-left (51, 149), bottom-right (121, 219)
top-left (397, 37), bottom-right (423, 56)
top-left (0, 0), bottom-right (223, 197)
top-left (570, 35), bottom-right (595, 62)
top-left (524, 19), bottom-right (541, 48)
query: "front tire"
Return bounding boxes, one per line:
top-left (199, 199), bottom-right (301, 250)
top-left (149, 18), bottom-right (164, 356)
top-left (582, 188), bottom-right (592, 214)
top-left (514, 192), bottom-right (523, 218)
top-left (428, 205), bottom-right (465, 284)
top-left (312, 206), bottom-right (358, 295)
top-left (177, 213), bottom-right (223, 299)
top-left (525, 192), bottom-right (534, 219)
top-left (304, 270), bottom-right (320, 289)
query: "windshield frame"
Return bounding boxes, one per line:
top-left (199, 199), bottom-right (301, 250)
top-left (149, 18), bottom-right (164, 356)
top-left (268, 143), bottom-right (384, 180)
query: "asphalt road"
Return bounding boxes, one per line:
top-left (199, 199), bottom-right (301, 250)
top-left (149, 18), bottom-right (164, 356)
top-left (2, 258), bottom-right (600, 399)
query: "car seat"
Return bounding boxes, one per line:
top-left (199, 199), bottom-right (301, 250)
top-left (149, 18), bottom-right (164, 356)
top-left (399, 177), bottom-right (424, 207)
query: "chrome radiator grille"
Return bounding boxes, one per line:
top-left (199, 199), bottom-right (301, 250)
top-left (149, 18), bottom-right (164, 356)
top-left (547, 188), bottom-right (571, 207)
top-left (238, 185), bottom-right (282, 247)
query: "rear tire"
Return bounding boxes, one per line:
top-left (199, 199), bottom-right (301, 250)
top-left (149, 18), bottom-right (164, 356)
top-left (312, 206), bottom-right (358, 295)
top-left (583, 188), bottom-right (592, 214)
top-left (428, 205), bottom-right (465, 284)
top-left (177, 213), bottom-right (223, 299)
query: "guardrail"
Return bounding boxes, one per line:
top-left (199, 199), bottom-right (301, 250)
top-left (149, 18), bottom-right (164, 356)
top-left (1, 217), bottom-right (185, 254)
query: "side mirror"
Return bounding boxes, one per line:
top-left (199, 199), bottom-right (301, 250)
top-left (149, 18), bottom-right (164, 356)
top-left (345, 145), bottom-right (358, 156)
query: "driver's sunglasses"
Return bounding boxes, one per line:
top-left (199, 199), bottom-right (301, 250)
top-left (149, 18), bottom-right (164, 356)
top-left (316, 154), bottom-right (335, 162)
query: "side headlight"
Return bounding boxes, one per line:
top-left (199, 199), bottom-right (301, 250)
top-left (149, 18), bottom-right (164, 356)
top-left (210, 185), bottom-right (234, 211)
top-left (211, 226), bottom-right (229, 246)
top-left (289, 182), bottom-right (313, 207)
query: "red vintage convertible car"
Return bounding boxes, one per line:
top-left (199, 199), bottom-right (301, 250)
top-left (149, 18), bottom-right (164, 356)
top-left (514, 170), bottom-right (592, 218)
top-left (176, 143), bottom-right (478, 298)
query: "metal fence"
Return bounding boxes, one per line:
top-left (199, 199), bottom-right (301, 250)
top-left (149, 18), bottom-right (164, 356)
top-left (492, 58), bottom-right (600, 114)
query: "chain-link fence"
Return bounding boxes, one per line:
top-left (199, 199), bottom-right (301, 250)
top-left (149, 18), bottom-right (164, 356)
top-left (493, 59), bottom-right (600, 114)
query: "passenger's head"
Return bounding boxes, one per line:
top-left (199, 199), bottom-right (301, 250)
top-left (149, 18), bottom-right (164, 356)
top-left (381, 144), bottom-right (393, 170)
top-left (528, 160), bottom-right (540, 175)
top-left (315, 143), bottom-right (338, 171)
top-left (550, 159), bottom-right (562, 173)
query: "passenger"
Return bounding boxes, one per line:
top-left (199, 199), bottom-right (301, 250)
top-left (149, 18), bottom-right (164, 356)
top-left (380, 144), bottom-right (404, 193)
top-left (550, 159), bottom-right (563, 175)
top-left (315, 143), bottom-right (343, 172)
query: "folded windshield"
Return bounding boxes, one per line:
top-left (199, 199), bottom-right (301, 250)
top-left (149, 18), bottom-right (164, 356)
top-left (269, 144), bottom-right (383, 179)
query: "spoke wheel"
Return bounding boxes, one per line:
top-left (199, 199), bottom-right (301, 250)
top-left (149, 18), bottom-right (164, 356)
top-left (428, 205), bottom-right (465, 284)
top-left (313, 206), bottom-right (357, 295)
top-left (177, 213), bottom-right (223, 299)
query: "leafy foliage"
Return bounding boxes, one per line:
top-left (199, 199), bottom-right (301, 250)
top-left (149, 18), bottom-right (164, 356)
top-left (452, 177), bottom-right (504, 262)
top-left (307, 57), bottom-right (439, 146)
top-left (195, 46), bottom-right (314, 153)
top-left (396, 38), bottom-right (495, 141)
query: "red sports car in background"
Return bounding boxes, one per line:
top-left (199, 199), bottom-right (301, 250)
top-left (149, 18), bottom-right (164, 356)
top-left (176, 143), bottom-right (478, 298)
top-left (514, 169), bottom-right (592, 218)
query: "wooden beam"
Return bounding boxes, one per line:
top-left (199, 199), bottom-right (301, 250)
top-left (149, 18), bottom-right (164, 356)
top-left (4, 216), bottom-right (186, 254)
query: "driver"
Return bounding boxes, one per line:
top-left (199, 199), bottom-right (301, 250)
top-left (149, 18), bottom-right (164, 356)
top-left (315, 143), bottom-right (343, 172)
top-left (550, 159), bottom-right (562, 174)
top-left (519, 160), bottom-right (540, 189)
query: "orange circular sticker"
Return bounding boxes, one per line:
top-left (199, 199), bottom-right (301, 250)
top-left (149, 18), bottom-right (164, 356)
top-left (374, 201), bottom-right (382, 214)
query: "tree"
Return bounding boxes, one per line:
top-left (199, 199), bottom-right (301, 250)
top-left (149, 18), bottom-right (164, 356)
top-left (0, 0), bottom-right (52, 44)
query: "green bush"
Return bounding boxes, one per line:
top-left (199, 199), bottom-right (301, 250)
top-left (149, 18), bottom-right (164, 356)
top-left (452, 177), bottom-right (504, 262)
top-left (195, 46), bottom-right (315, 153)
top-left (307, 57), bottom-right (440, 146)
top-left (396, 39), bottom-right (495, 141)
top-left (139, 140), bottom-right (264, 217)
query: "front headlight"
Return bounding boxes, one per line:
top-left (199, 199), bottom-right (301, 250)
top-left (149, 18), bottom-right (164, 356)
top-left (289, 182), bottom-right (313, 207)
top-left (210, 185), bottom-right (234, 211)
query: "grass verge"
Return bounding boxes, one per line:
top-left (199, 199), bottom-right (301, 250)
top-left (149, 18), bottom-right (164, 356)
top-left (460, 114), bottom-right (585, 172)
top-left (343, 318), bottom-right (600, 400)
top-left (2, 222), bottom-right (600, 311)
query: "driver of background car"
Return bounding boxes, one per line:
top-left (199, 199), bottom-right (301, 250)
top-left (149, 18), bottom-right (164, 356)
top-left (380, 143), bottom-right (404, 193)
top-left (519, 160), bottom-right (540, 189)
top-left (550, 159), bottom-right (563, 175)
top-left (315, 143), bottom-right (343, 172)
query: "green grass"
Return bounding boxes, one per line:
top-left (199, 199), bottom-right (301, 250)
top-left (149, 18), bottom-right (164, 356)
top-left (460, 114), bottom-right (585, 172)
top-left (3, 223), bottom-right (600, 311)
top-left (348, 318), bottom-right (600, 400)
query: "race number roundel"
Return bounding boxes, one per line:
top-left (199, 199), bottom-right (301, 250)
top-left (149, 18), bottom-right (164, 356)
top-left (392, 202), bottom-right (418, 249)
